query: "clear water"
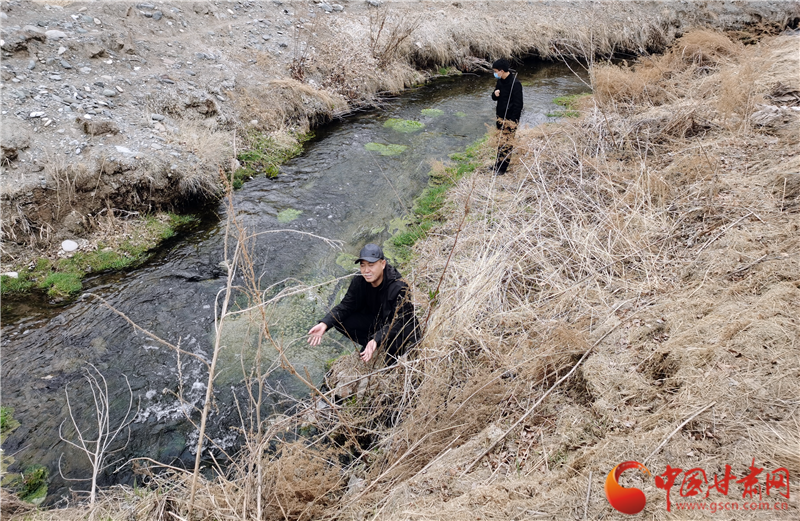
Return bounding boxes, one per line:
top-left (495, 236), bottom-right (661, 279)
top-left (1, 60), bottom-right (589, 502)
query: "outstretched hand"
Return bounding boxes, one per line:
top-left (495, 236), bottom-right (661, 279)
top-left (360, 339), bottom-right (377, 362)
top-left (307, 322), bottom-right (327, 346)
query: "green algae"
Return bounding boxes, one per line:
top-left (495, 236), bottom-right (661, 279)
top-left (364, 143), bottom-right (408, 156)
top-left (383, 118), bottom-right (425, 133)
top-left (277, 208), bottom-right (303, 223)
top-left (421, 108), bottom-right (444, 117)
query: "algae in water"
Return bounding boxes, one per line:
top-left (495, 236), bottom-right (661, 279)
top-left (383, 118), bottom-right (424, 133)
top-left (421, 108), bottom-right (444, 117)
top-left (277, 208), bottom-right (303, 223)
top-left (364, 143), bottom-right (408, 156)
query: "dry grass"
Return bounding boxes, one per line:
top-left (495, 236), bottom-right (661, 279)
top-left (332, 29), bottom-right (800, 521)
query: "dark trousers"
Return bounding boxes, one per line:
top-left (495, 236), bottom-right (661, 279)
top-left (494, 119), bottom-right (517, 175)
top-left (331, 313), bottom-right (418, 363)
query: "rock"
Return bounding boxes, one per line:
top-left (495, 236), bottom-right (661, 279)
top-left (115, 146), bottom-right (135, 156)
top-left (29, 112), bottom-right (46, 118)
top-left (319, 2), bottom-right (333, 13)
top-left (60, 59), bottom-right (72, 69)
top-left (93, 18), bottom-right (102, 25)
top-left (332, 4), bottom-right (344, 11)
top-left (81, 119), bottom-right (119, 136)
top-left (367, 0), bottom-right (382, 6)
top-left (61, 239), bottom-right (79, 252)
top-left (27, 60), bottom-right (36, 70)
top-left (1, 272), bottom-right (19, 279)
top-left (0, 12), bottom-right (7, 21)
top-left (150, 113), bottom-right (165, 121)
top-left (45, 29), bottom-right (67, 40)
top-left (49, 74), bottom-right (62, 81)
top-left (58, 46), bottom-right (67, 55)
top-left (153, 11), bottom-right (163, 21)
top-left (1, 124), bottom-right (30, 160)
top-left (102, 88), bottom-right (117, 97)
top-left (79, 67), bottom-right (91, 74)
top-left (22, 25), bottom-right (47, 40)
top-left (82, 42), bottom-right (106, 58)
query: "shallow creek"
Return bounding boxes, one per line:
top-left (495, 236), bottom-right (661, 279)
top-left (1, 60), bottom-right (589, 501)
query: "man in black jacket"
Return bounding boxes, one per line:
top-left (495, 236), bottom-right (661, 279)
top-left (307, 244), bottom-right (418, 363)
top-left (490, 58), bottom-right (524, 175)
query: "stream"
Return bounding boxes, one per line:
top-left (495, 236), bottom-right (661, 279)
top-left (1, 59), bottom-right (589, 503)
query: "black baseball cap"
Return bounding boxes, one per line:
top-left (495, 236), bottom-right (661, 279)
top-left (355, 243), bottom-right (384, 263)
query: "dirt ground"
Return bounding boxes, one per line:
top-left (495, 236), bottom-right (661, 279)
top-left (2, 0), bottom-right (797, 270)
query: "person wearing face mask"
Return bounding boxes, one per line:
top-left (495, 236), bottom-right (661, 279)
top-left (490, 58), bottom-right (524, 175)
top-left (307, 243), bottom-right (419, 364)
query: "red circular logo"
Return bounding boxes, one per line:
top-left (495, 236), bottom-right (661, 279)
top-left (605, 461), bottom-right (651, 515)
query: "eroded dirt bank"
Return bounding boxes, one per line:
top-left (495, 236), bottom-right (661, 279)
top-left (1, 0), bottom-right (797, 270)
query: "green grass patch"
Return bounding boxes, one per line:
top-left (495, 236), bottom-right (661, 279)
top-left (547, 93), bottom-right (591, 119)
top-left (0, 272), bottom-right (34, 294)
top-left (38, 272), bottom-right (82, 297)
top-left (235, 131), bottom-right (312, 187)
top-left (277, 208), bottom-right (302, 223)
top-left (1, 213), bottom-right (199, 300)
top-left (383, 118), bottom-right (424, 133)
top-left (553, 93), bottom-right (591, 110)
top-left (386, 137), bottom-right (486, 265)
top-left (18, 464), bottom-right (48, 504)
top-left (1, 406), bottom-right (20, 437)
top-left (421, 108), bottom-right (444, 117)
top-left (364, 143), bottom-right (408, 156)
top-left (455, 111), bottom-right (467, 117)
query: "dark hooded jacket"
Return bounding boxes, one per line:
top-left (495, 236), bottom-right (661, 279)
top-left (321, 263), bottom-right (417, 349)
top-left (491, 71), bottom-right (524, 123)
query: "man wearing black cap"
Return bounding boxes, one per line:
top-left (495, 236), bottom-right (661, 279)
top-left (307, 243), bottom-right (418, 363)
top-left (491, 58), bottom-right (524, 175)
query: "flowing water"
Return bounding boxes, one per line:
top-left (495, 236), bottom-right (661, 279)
top-left (1, 60), bottom-right (589, 502)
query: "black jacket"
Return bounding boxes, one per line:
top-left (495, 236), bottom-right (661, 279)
top-left (491, 72), bottom-right (524, 123)
top-left (321, 263), bottom-right (416, 347)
